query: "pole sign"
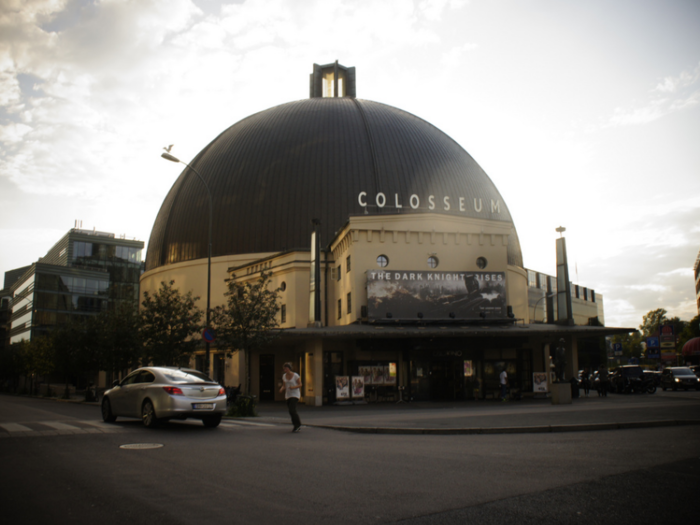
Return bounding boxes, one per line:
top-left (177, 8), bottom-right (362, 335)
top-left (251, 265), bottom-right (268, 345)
top-left (613, 343), bottom-right (623, 356)
top-left (659, 324), bottom-right (675, 348)
top-left (202, 327), bottom-right (216, 343)
top-left (646, 337), bottom-right (660, 359)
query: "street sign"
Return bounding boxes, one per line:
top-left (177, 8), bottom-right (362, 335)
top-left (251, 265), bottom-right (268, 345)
top-left (202, 327), bottom-right (216, 343)
top-left (613, 343), bottom-right (623, 356)
top-left (646, 336), bottom-right (660, 358)
top-left (659, 324), bottom-right (674, 345)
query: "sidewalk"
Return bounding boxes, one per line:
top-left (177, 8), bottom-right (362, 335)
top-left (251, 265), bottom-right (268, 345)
top-left (236, 393), bottom-right (700, 434)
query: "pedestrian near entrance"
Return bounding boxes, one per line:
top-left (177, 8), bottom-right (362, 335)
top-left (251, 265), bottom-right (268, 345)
top-left (598, 365), bottom-right (608, 397)
top-left (280, 362), bottom-right (302, 432)
top-left (581, 367), bottom-right (591, 397)
top-left (500, 368), bottom-right (508, 401)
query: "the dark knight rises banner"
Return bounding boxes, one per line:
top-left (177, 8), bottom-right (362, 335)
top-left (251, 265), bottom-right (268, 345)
top-left (366, 270), bottom-right (507, 320)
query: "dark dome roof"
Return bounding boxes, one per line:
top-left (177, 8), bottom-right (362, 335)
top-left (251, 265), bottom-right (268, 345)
top-left (146, 98), bottom-right (522, 271)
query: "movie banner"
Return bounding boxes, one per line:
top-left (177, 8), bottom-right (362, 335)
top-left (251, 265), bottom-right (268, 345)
top-left (367, 270), bottom-right (507, 320)
top-left (335, 376), bottom-right (349, 399)
top-left (351, 376), bottom-right (365, 399)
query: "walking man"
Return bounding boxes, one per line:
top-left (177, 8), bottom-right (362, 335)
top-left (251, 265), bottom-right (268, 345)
top-left (500, 367), bottom-right (508, 401)
top-left (280, 362), bottom-right (302, 432)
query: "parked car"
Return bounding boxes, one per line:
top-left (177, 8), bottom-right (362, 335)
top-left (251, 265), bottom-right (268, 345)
top-left (689, 365), bottom-right (700, 379)
top-left (610, 365), bottom-right (647, 394)
top-left (660, 367), bottom-right (700, 391)
top-left (642, 370), bottom-right (661, 386)
top-left (102, 367), bottom-right (227, 428)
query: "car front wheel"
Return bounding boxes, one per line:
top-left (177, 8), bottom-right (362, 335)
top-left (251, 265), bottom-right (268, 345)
top-left (101, 398), bottom-right (116, 423)
top-left (202, 415), bottom-right (222, 428)
top-left (142, 400), bottom-right (159, 428)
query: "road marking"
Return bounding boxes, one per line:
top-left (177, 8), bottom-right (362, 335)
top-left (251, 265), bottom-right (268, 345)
top-left (40, 421), bottom-right (83, 431)
top-left (221, 420), bottom-right (276, 427)
top-left (80, 420), bottom-right (119, 429)
top-left (0, 423), bottom-right (33, 432)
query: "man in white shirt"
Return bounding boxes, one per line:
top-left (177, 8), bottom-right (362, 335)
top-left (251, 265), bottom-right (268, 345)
top-left (500, 368), bottom-right (508, 401)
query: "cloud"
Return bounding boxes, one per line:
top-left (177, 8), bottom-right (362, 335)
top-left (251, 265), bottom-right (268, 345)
top-left (440, 42), bottom-right (478, 67)
top-left (601, 62), bottom-right (700, 129)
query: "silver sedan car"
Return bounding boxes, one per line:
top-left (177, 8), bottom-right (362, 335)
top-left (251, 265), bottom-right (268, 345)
top-left (101, 367), bottom-right (227, 428)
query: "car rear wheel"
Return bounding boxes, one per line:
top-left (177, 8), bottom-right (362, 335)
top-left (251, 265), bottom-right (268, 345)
top-left (202, 415), bottom-right (222, 428)
top-left (142, 400), bottom-right (159, 428)
top-left (101, 398), bottom-right (116, 423)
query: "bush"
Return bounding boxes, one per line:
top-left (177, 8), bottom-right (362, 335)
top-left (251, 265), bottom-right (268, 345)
top-left (226, 395), bottom-right (257, 417)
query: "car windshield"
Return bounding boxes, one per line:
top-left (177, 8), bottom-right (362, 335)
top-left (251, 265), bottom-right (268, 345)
top-left (673, 369), bottom-right (695, 377)
top-left (162, 369), bottom-right (216, 384)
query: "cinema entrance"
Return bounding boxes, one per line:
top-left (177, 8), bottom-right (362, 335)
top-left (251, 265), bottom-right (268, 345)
top-left (406, 342), bottom-right (532, 401)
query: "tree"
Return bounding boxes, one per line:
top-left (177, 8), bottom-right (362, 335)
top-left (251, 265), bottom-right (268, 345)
top-left (140, 281), bottom-right (203, 366)
top-left (51, 319), bottom-right (87, 398)
top-left (211, 271), bottom-right (281, 394)
top-left (677, 314), bottom-right (700, 355)
top-left (93, 301), bottom-right (143, 383)
top-left (639, 308), bottom-right (668, 337)
top-left (26, 335), bottom-right (56, 395)
top-left (611, 331), bottom-right (643, 361)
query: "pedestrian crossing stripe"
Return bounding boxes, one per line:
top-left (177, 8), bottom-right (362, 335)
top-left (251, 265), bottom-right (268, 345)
top-left (221, 420), bottom-right (276, 427)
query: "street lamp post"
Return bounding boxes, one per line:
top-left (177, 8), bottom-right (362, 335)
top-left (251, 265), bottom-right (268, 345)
top-left (531, 293), bottom-right (555, 323)
top-left (161, 152), bottom-right (213, 375)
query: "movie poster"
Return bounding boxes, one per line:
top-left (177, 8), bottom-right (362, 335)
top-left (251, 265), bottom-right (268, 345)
top-left (371, 366), bottom-right (385, 385)
top-left (335, 376), bottom-right (349, 399)
top-left (384, 363), bottom-right (396, 385)
top-left (464, 360), bottom-right (473, 377)
top-left (367, 270), bottom-right (507, 320)
top-left (533, 372), bottom-right (548, 393)
top-left (351, 376), bottom-right (365, 399)
top-left (359, 366), bottom-right (372, 385)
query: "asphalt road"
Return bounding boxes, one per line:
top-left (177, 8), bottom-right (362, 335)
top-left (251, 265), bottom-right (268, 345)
top-left (1, 394), bottom-right (698, 525)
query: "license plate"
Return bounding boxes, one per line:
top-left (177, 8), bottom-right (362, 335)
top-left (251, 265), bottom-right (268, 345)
top-left (193, 403), bottom-right (214, 410)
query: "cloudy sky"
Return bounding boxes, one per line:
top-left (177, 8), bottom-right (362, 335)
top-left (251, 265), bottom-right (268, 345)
top-left (1, 0), bottom-right (699, 328)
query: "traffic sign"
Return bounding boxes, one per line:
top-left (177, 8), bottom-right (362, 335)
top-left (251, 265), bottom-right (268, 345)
top-left (202, 327), bottom-right (216, 343)
top-left (613, 343), bottom-right (623, 356)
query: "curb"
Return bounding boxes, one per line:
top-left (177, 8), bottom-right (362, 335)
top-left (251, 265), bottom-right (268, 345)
top-left (305, 419), bottom-right (700, 435)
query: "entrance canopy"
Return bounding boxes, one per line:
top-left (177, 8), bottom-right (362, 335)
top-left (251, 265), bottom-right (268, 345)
top-left (275, 323), bottom-right (634, 341)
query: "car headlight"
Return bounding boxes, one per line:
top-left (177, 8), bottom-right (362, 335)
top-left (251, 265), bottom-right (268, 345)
top-left (674, 378), bottom-right (680, 382)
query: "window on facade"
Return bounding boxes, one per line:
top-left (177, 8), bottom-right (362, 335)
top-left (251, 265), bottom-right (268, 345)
top-left (337, 299), bottom-right (342, 319)
top-left (347, 292), bottom-right (352, 315)
top-left (476, 257), bottom-right (487, 269)
top-left (337, 265), bottom-right (341, 281)
top-left (377, 255), bottom-right (389, 267)
top-left (280, 304), bottom-right (286, 324)
top-left (427, 256), bottom-right (439, 269)
top-left (346, 255), bottom-right (351, 273)
top-left (528, 270), bottom-right (537, 288)
top-left (280, 281), bottom-right (286, 292)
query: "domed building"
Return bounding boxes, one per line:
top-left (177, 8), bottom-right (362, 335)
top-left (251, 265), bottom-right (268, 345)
top-left (141, 62), bottom-right (627, 405)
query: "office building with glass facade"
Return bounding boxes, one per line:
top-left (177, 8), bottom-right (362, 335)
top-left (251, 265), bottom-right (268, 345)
top-left (6, 228), bottom-right (144, 344)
